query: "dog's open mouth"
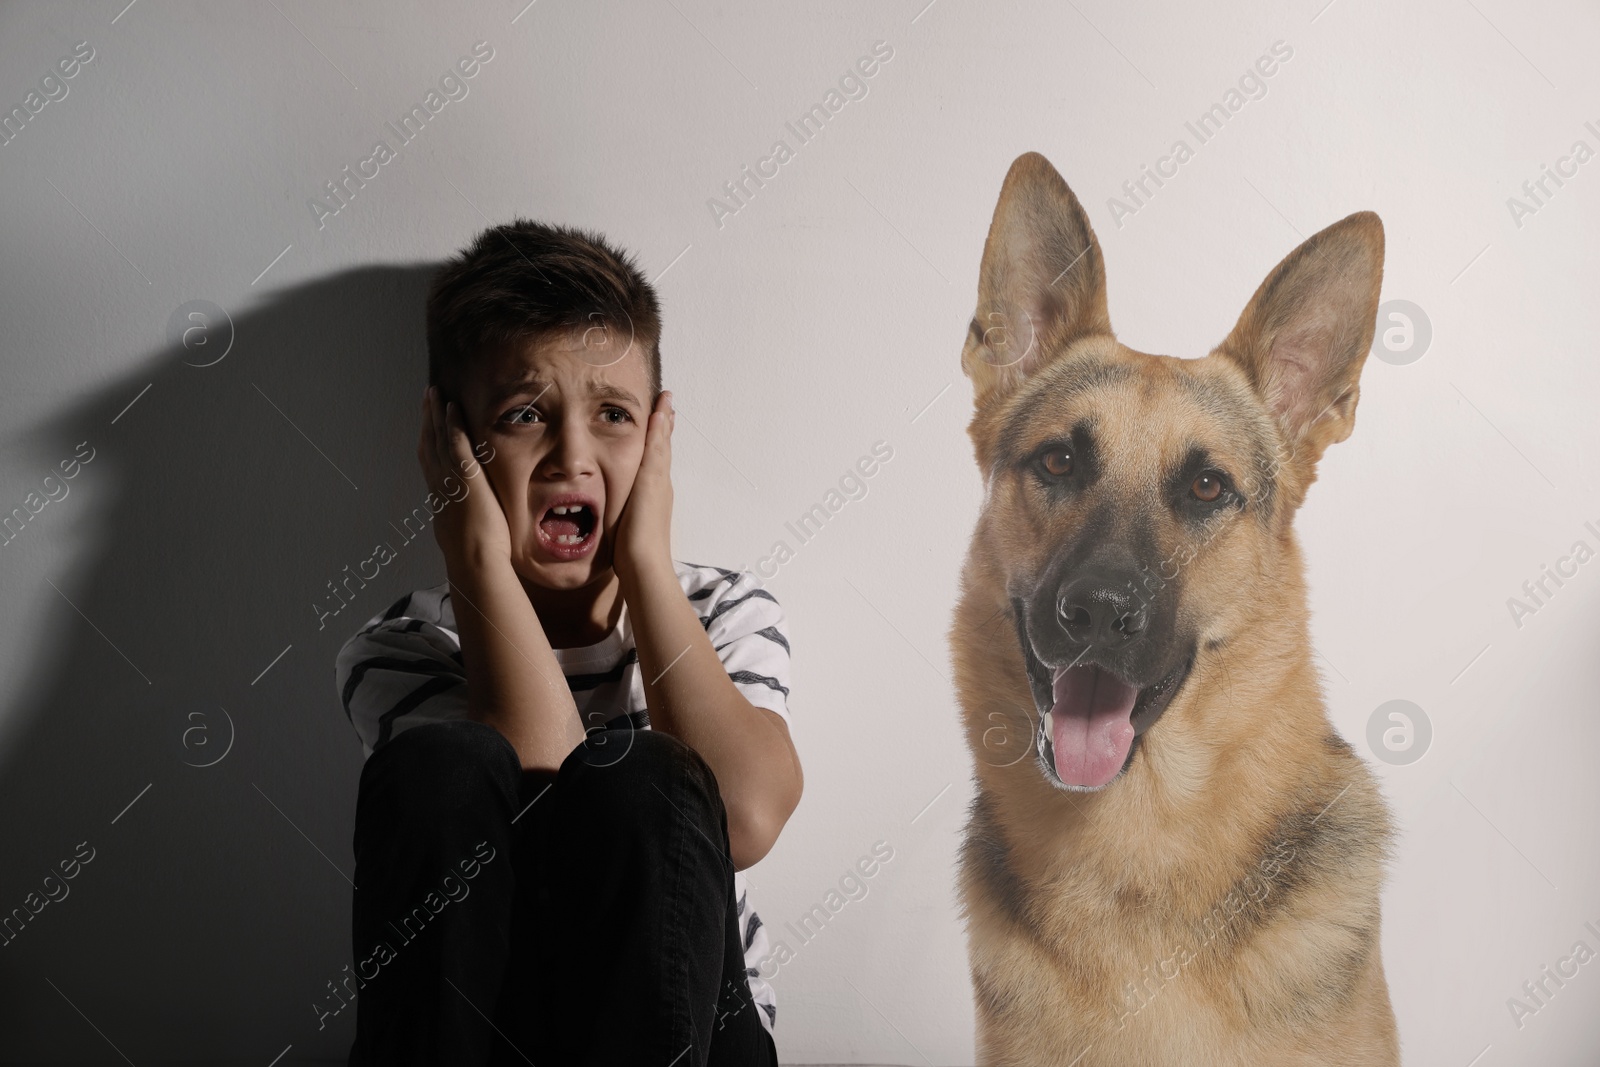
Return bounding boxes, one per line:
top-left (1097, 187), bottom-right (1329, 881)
top-left (1015, 605), bottom-right (1194, 791)
top-left (1040, 658), bottom-right (1191, 790)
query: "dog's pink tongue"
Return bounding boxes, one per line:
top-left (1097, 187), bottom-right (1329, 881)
top-left (1050, 664), bottom-right (1138, 788)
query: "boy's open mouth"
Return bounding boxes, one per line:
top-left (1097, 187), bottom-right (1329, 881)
top-left (536, 493), bottom-right (599, 559)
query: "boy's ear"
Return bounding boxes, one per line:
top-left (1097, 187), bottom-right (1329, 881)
top-left (1215, 211), bottom-right (1385, 504)
top-left (961, 151), bottom-right (1111, 411)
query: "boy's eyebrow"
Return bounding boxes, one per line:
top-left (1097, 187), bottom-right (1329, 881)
top-left (488, 376), bottom-right (643, 408)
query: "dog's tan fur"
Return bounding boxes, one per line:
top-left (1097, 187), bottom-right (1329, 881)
top-left (950, 152), bottom-right (1400, 1066)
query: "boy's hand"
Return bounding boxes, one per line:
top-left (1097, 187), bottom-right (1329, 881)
top-left (417, 384), bottom-right (511, 569)
top-left (613, 389), bottom-right (675, 586)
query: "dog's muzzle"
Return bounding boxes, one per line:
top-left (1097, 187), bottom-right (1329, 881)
top-left (1011, 568), bottom-right (1194, 793)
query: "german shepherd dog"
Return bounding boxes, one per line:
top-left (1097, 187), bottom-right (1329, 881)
top-left (950, 152), bottom-right (1400, 1066)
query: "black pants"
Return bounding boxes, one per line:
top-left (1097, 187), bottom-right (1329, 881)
top-left (347, 712), bottom-right (779, 1066)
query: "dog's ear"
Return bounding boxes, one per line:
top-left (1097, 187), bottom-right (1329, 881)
top-left (962, 152), bottom-right (1111, 409)
top-left (1215, 211), bottom-right (1384, 499)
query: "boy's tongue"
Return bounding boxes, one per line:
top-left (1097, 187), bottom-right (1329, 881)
top-left (541, 513), bottom-right (582, 539)
top-left (1049, 663), bottom-right (1138, 789)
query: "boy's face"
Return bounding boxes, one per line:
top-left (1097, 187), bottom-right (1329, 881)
top-left (456, 327), bottom-right (655, 591)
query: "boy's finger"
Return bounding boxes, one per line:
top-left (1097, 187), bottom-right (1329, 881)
top-left (656, 399), bottom-right (673, 459)
top-left (446, 401), bottom-right (482, 477)
top-left (422, 389), bottom-right (448, 480)
top-left (424, 386), bottom-right (437, 457)
top-left (417, 389), bottom-right (432, 469)
top-left (642, 408), bottom-right (665, 461)
top-left (434, 390), bottom-right (452, 468)
top-left (445, 400), bottom-right (464, 461)
top-left (437, 396), bottom-right (460, 486)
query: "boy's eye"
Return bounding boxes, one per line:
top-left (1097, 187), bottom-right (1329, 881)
top-left (499, 404), bottom-right (635, 427)
top-left (500, 403), bottom-right (540, 426)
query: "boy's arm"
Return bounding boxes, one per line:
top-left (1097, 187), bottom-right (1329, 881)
top-left (623, 557), bottom-right (803, 871)
top-left (615, 392), bottom-right (803, 870)
top-left (420, 386), bottom-right (586, 774)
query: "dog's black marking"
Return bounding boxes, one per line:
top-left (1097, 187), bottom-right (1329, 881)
top-left (970, 964), bottom-right (1017, 1022)
top-left (992, 358), bottom-right (1131, 470)
top-left (1163, 443), bottom-right (1248, 524)
top-left (1020, 419), bottom-right (1106, 498)
top-left (960, 789), bottom-right (1034, 932)
top-left (1191, 785), bottom-right (1384, 1027)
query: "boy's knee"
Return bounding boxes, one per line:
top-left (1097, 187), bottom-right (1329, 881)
top-left (559, 724), bottom-right (722, 820)
top-left (360, 719), bottom-right (520, 820)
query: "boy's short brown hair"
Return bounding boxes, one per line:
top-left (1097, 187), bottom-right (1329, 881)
top-left (425, 219), bottom-right (662, 403)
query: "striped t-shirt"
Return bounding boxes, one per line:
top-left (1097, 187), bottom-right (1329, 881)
top-left (334, 559), bottom-right (791, 1035)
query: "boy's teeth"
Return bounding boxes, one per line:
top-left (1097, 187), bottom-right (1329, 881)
top-left (542, 502), bottom-right (592, 546)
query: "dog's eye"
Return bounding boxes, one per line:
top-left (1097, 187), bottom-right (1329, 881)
top-left (1040, 447), bottom-right (1073, 477)
top-left (1191, 471), bottom-right (1224, 502)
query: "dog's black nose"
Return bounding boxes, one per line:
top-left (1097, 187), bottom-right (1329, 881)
top-left (1056, 568), bottom-right (1147, 648)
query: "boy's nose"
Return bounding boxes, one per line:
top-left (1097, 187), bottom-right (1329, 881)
top-left (541, 421), bottom-right (601, 474)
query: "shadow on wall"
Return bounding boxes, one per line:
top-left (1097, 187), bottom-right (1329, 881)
top-left (0, 264), bottom-right (455, 1062)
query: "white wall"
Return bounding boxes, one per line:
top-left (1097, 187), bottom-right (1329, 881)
top-left (1, 0), bottom-right (1597, 1063)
